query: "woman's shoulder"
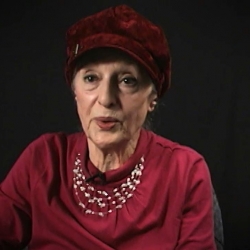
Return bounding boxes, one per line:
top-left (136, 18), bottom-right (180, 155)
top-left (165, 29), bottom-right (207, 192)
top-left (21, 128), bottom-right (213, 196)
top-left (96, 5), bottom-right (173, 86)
top-left (148, 130), bottom-right (205, 162)
top-left (25, 131), bottom-right (85, 154)
top-left (148, 131), bottom-right (211, 181)
top-left (30, 131), bottom-right (83, 144)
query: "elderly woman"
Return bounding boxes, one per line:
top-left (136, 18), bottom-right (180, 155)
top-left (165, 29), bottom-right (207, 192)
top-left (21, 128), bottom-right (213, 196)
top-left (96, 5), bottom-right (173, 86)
top-left (0, 5), bottom-right (216, 250)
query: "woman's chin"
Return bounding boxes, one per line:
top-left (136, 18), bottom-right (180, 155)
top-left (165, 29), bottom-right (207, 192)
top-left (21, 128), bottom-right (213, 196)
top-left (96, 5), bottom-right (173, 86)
top-left (89, 132), bottom-right (126, 150)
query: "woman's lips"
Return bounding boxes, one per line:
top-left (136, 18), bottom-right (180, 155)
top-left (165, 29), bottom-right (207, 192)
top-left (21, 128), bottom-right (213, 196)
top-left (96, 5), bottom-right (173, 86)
top-left (94, 117), bottom-right (119, 130)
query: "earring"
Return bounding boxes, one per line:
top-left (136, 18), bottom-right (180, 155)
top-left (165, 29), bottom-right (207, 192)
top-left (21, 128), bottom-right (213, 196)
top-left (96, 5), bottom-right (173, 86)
top-left (149, 101), bottom-right (157, 111)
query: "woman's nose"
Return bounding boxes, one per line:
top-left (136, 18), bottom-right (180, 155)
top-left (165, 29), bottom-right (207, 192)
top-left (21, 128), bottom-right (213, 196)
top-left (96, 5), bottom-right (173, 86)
top-left (97, 78), bottom-right (118, 108)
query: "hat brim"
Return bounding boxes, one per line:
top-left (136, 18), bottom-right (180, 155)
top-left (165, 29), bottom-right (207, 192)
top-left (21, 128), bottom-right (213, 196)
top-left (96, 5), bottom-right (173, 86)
top-left (65, 33), bottom-right (165, 96)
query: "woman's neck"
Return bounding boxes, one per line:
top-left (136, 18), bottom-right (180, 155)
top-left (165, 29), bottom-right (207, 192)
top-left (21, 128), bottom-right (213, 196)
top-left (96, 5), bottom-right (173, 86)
top-left (87, 133), bottom-right (140, 172)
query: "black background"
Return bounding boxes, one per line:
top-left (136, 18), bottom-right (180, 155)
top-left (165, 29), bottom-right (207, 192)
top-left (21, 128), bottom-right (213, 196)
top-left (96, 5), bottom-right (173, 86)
top-left (1, 0), bottom-right (250, 249)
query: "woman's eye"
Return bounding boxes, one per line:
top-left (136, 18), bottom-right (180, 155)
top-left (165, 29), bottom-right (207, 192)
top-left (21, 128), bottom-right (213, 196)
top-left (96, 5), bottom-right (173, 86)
top-left (122, 77), bottom-right (137, 85)
top-left (83, 75), bottom-right (97, 82)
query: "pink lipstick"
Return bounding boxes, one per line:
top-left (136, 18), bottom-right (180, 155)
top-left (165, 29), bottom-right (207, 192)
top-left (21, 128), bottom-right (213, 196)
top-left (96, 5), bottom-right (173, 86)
top-left (95, 117), bottom-right (119, 130)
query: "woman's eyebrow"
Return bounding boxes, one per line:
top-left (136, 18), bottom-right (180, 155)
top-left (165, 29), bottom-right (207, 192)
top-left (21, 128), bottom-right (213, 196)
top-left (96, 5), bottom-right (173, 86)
top-left (81, 68), bottom-right (96, 73)
top-left (85, 69), bottom-right (95, 72)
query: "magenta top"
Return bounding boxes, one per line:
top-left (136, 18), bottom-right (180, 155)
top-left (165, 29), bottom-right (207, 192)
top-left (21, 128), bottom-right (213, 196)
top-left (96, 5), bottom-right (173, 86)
top-left (0, 129), bottom-right (216, 249)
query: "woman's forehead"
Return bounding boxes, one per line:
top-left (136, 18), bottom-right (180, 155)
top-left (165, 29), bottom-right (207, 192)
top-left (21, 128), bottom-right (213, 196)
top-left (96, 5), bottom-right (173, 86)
top-left (80, 60), bottom-right (139, 72)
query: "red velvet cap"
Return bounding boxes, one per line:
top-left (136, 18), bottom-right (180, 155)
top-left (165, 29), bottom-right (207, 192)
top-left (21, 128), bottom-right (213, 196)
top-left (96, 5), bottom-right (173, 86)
top-left (65, 5), bottom-right (171, 97)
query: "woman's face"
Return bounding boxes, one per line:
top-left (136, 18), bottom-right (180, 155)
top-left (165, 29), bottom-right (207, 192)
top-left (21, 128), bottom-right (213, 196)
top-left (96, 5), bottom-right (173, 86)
top-left (72, 50), bottom-right (157, 150)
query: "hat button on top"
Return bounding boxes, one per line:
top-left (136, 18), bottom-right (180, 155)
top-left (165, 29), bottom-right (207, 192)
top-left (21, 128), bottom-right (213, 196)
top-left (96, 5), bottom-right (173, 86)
top-left (74, 44), bottom-right (79, 56)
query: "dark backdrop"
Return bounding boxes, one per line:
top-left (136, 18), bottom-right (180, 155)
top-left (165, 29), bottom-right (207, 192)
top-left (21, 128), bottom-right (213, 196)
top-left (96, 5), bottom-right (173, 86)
top-left (1, 0), bottom-right (250, 249)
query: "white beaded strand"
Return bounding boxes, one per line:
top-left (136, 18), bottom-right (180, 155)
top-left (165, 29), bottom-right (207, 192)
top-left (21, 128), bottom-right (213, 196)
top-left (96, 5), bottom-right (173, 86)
top-left (73, 153), bottom-right (144, 216)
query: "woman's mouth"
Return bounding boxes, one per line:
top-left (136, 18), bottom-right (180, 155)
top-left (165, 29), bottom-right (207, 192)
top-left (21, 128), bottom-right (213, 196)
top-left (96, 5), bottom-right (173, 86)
top-left (94, 117), bottom-right (119, 130)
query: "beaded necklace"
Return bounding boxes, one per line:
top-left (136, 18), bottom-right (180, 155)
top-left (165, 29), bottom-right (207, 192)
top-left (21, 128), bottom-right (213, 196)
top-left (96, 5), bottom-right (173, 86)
top-left (73, 154), bottom-right (144, 217)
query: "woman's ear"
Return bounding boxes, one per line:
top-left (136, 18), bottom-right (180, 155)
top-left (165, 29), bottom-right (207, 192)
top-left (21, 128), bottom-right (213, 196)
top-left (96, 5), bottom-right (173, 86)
top-left (71, 81), bottom-right (77, 101)
top-left (148, 100), bottom-right (157, 112)
top-left (148, 88), bottom-right (158, 112)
